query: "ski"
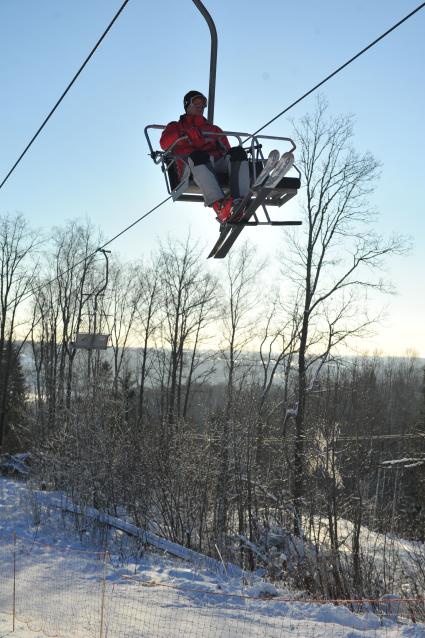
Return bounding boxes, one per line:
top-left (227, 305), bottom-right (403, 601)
top-left (251, 149), bottom-right (280, 188)
top-left (210, 185), bottom-right (271, 259)
top-left (207, 150), bottom-right (281, 259)
top-left (207, 195), bottom-right (253, 258)
top-left (207, 224), bottom-right (230, 258)
top-left (207, 152), bottom-right (296, 259)
top-left (263, 152), bottom-right (294, 189)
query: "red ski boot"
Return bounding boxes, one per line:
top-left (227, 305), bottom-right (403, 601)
top-left (212, 197), bottom-right (233, 224)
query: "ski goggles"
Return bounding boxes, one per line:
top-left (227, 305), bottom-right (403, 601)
top-left (190, 95), bottom-right (207, 107)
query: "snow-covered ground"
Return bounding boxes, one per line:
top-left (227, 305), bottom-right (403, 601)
top-left (0, 477), bottom-right (424, 638)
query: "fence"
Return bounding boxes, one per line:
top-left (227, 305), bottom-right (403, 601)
top-left (0, 535), bottom-right (424, 638)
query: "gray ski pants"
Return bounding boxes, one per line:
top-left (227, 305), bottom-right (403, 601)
top-left (187, 149), bottom-right (250, 206)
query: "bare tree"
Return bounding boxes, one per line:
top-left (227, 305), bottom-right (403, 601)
top-left (212, 244), bottom-right (263, 553)
top-left (257, 291), bottom-right (300, 418)
top-left (29, 219), bottom-right (103, 437)
top-left (104, 260), bottom-right (143, 396)
top-left (284, 98), bottom-right (408, 533)
top-left (30, 281), bottom-right (60, 435)
top-left (53, 221), bottom-right (102, 408)
top-left (220, 242), bottom-right (263, 415)
top-left (158, 236), bottom-right (217, 425)
top-left (133, 260), bottom-right (161, 425)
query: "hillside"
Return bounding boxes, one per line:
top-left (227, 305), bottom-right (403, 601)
top-left (0, 476), bottom-right (424, 637)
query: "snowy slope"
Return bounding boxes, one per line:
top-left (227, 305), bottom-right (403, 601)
top-left (0, 477), bottom-right (424, 638)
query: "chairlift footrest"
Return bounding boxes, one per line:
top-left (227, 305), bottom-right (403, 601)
top-left (228, 220), bottom-right (302, 226)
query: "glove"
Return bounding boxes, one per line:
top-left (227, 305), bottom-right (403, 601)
top-left (186, 127), bottom-right (204, 146)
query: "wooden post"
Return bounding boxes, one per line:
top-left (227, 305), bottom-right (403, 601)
top-left (99, 550), bottom-right (108, 638)
top-left (12, 532), bottom-right (16, 632)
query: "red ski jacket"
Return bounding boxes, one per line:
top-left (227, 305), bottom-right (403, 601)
top-left (160, 114), bottom-right (230, 158)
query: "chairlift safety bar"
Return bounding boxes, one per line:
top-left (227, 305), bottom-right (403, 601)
top-left (144, 125), bottom-right (296, 162)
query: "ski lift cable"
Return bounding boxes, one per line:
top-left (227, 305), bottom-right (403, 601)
top-left (8, 194), bottom-right (172, 311)
top-left (97, 195), bottom-right (172, 251)
top-left (0, 0), bottom-right (131, 193)
top-left (242, 1), bottom-right (425, 144)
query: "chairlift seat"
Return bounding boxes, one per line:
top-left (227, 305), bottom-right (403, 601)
top-left (166, 157), bottom-right (301, 206)
top-left (74, 333), bottom-right (109, 350)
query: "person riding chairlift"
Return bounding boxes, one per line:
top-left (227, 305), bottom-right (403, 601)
top-left (160, 91), bottom-right (250, 223)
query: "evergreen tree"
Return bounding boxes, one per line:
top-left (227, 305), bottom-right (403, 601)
top-left (0, 343), bottom-right (27, 451)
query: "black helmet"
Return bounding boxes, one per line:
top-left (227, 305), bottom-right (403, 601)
top-left (183, 90), bottom-right (207, 111)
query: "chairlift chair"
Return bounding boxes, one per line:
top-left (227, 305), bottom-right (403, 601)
top-left (73, 249), bottom-right (111, 351)
top-left (144, 126), bottom-right (302, 226)
top-left (144, 0), bottom-right (301, 257)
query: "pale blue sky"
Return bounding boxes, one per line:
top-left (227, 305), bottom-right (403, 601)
top-left (0, 1), bottom-right (424, 355)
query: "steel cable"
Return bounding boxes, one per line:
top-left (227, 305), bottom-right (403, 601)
top-left (242, 2), bottom-right (425, 144)
top-left (0, 0), bottom-right (131, 192)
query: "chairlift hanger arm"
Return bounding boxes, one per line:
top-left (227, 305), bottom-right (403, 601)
top-left (83, 248), bottom-right (111, 303)
top-left (95, 248), bottom-right (110, 298)
top-left (72, 249), bottom-right (111, 351)
top-left (191, 0), bottom-right (217, 123)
